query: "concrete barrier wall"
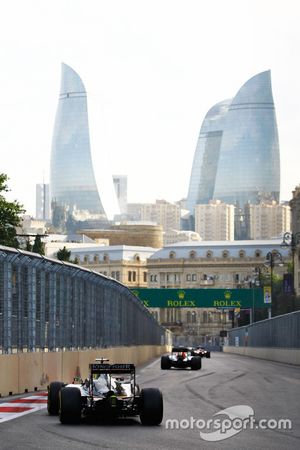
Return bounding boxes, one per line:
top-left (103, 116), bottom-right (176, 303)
top-left (223, 345), bottom-right (300, 365)
top-left (0, 345), bottom-right (171, 397)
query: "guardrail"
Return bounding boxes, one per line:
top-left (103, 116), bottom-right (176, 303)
top-left (0, 246), bottom-right (172, 354)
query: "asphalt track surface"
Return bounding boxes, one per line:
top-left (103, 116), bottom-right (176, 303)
top-left (0, 352), bottom-right (299, 449)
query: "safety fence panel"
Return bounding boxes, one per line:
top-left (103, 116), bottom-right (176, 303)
top-left (227, 310), bottom-right (300, 348)
top-left (0, 246), bottom-right (172, 353)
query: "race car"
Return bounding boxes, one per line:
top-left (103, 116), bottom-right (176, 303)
top-left (161, 346), bottom-right (201, 370)
top-left (47, 358), bottom-right (163, 425)
top-left (191, 346), bottom-right (211, 358)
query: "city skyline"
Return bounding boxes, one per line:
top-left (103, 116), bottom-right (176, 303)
top-left (1, 1), bottom-right (300, 217)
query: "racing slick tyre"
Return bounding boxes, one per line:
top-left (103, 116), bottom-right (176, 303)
top-left (47, 381), bottom-right (64, 415)
top-left (161, 355), bottom-right (171, 370)
top-left (140, 388), bottom-right (163, 425)
top-left (59, 387), bottom-right (82, 424)
top-left (206, 352), bottom-right (211, 358)
top-left (191, 356), bottom-right (202, 370)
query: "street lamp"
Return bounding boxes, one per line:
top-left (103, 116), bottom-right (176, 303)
top-left (281, 232), bottom-right (300, 294)
top-left (265, 251), bottom-right (283, 319)
top-left (249, 269), bottom-right (263, 324)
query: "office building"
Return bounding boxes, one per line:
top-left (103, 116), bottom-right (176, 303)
top-left (36, 183), bottom-right (50, 221)
top-left (195, 200), bottom-right (235, 241)
top-left (113, 175), bottom-right (127, 215)
top-left (245, 201), bottom-right (291, 239)
top-left (140, 200), bottom-right (181, 232)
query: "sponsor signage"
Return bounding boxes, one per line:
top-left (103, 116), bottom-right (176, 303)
top-left (131, 288), bottom-right (266, 308)
top-left (283, 273), bottom-right (294, 295)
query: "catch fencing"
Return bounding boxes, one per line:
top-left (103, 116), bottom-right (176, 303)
top-left (0, 246), bottom-right (172, 354)
top-left (227, 310), bottom-right (300, 348)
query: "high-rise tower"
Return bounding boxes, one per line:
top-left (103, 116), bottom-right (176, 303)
top-left (186, 99), bottom-right (231, 213)
top-left (213, 70), bottom-right (280, 206)
top-left (113, 175), bottom-right (127, 214)
top-left (186, 70), bottom-right (280, 216)
top-left (50, 63), bottom-right (107, 220)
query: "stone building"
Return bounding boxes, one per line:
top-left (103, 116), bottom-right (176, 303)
top-left (146, 239), bottom-right (289, 341)
top-left (78, 223), bottom-right (163, 248)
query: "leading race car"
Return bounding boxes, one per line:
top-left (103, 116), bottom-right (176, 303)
top-left (47, 358), bottom-right (163, 425)
top-left (191, 346), bottom-right (211, 358)
top-left (161, 346), bottom-right (201, 370)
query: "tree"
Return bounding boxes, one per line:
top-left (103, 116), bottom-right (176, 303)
top-left (57, 246), bottom-right (72, 262)
top-left (0, 173), bottom-right (25, 248)
top-left (32, 235), bottom-right (45, 255)
top-left (25, 238), bottom-right (32, 252)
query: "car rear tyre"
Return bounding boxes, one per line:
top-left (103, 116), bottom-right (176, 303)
top-left (48, 381), bottom-right (64, 415)
top-left (59, 387), bottom-right (82, 424)
top-left (161, 355), bottom-right (171, 370)
top-left (206, 352), bottom-right (211, 358)
top-left (191, 357), bottom-right (202, 370)
top-left (140, 388), bottom-right (163, 425)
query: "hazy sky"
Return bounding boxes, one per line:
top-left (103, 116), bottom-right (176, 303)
top-left (1, 0), bottom-right (300, 218)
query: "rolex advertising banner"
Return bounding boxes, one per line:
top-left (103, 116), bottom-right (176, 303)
top-left (131, 288), bottom-right (266, 308)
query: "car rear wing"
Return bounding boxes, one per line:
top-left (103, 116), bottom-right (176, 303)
top-left (89, 363), bottom-right (135, 374)
top-left (172, 347), bottom-right (190, 353)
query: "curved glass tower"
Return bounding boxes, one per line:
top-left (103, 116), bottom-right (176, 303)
top-left (50, 63), bottom-right (107, 218)
top-left (186, 99), bottom-right (231, 213)
top-left (213, 70), bottom-right (280, 206)
top-left (186, 70), bottom-right (280, 214)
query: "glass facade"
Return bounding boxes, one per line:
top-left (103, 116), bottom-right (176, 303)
top-left (50, 63), bottom-right (107, 218)
top-left (187, 70), bottom-right (280, 213)
top-left (186, 99), bottom-right (231, 213)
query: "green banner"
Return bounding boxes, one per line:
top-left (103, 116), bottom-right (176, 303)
top-left (131, 288), bottom-right (267, 308)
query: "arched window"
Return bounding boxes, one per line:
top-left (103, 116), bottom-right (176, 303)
top-left (84, 255), bottom-right (89, 263)
top-left (206, 251), bottom-right (213, 258)
top-left (93, 254), bottom-right (99, 263)
top-left (103, 254), bottom-right (109, 263)
top-left (191, 311), bottom-right (197, 323)
top-left (134, 254), bottom-right (140, 262)
top-left (239, 250), bottom-right (245, 258)
top-left (169, 251), bottom-right (176, 259)
top-left (222, 250), bottom-right (229, 258)
top-left (255, 249), bottom-right (261, 258)
top-left (189, 251), bottom-right (196, 259)
top-left (186, 311), bottom-right (191, 323)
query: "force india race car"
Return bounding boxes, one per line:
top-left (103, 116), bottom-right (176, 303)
top-left (161, 346), bottom-right (202, 370)
top-left (47, 358), bottom-right (163, 425)
top-left (191, 346), bottom-right (211, 358)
